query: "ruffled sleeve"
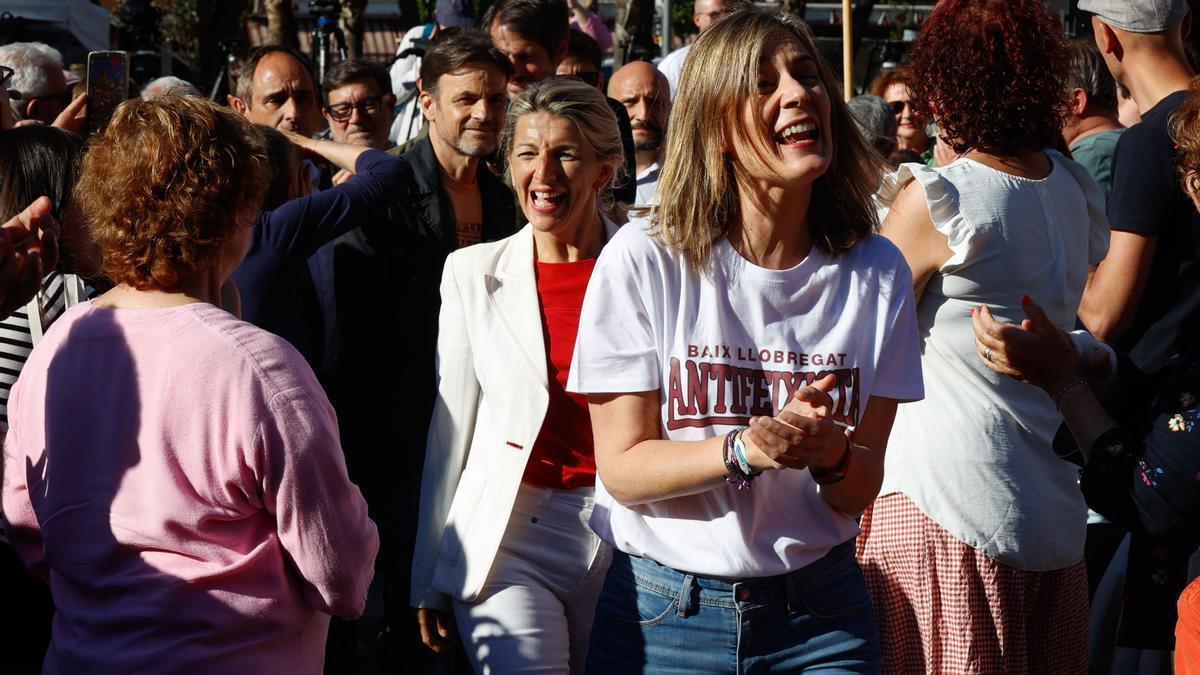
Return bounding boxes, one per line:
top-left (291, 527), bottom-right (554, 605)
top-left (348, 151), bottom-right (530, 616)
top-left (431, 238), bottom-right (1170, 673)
top-left (879, 161), bottom-right (975, 270)
top-left (1053, 150), bottom-right (1111, 267)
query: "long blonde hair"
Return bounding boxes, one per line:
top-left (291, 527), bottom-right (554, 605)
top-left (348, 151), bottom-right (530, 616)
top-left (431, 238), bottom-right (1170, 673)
top-left (653, 8), bottom-right (884, 268)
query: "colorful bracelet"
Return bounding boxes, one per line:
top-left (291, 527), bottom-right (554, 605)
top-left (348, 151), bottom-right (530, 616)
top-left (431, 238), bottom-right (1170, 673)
top-left (732, 430), bottom-right (760, 477)
top-left (722, 427), bottom-right (754, 489)
top-left (810, 435), bottom-right (853, 486)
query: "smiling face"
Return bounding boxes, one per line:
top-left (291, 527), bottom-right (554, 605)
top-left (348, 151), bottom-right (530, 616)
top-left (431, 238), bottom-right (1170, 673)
top-left (509, 111), bottom-right (613, 236)
top-left (731, 32), bottom-right (831, 189)
top-left (422, 63), bottom-right (508, 158)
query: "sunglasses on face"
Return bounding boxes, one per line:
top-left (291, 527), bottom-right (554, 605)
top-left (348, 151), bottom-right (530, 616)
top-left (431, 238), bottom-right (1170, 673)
top-left (889, 100), bottom-right (911, 115)
top-left (325, 95), bottom-right (387, 122)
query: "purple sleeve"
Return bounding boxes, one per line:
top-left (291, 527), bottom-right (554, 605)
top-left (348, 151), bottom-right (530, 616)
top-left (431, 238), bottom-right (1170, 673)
top-left (254, 380), bottom-right (379, 618)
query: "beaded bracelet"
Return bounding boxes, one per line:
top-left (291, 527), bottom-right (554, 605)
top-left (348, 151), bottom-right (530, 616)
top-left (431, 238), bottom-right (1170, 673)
top-left (732, 430), bottom-right (759, 477)
top-left (810, 435), bottom-right (853, 486)
top-left (722, 427), bottom-right (754, 489)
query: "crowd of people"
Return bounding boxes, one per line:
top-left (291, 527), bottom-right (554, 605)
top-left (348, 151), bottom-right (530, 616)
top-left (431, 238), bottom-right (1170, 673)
top-left (1, 0), bottom-right (1200, 673)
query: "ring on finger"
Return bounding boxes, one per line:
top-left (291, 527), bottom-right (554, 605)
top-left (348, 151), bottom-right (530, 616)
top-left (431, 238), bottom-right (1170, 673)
top-left (984, 347), bottom-right (993, 362)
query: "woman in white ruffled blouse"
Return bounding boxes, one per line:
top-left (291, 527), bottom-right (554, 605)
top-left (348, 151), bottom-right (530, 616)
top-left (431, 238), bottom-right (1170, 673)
top-left (856, 1), bottom-right (1111, 673)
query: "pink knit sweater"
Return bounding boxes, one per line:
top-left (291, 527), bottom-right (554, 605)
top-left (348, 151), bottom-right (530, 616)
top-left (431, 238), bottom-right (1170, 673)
top-left (2, 302), bottom-right (378, 674)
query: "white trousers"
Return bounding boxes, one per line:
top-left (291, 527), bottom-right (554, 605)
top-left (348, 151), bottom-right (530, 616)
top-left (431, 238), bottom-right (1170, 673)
top-left (452, 482), bottom-right (611, 674)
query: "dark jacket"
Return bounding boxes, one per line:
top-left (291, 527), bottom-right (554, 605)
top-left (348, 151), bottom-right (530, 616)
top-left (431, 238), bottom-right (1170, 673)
top-left (233, 150), bottom-right (412, 369)
top-left (320, 135), bottom-right (516, 615)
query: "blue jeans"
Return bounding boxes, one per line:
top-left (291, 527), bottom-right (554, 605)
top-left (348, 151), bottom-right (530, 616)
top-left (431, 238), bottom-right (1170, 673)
top-left (586, 540), bottom-right (880, 674)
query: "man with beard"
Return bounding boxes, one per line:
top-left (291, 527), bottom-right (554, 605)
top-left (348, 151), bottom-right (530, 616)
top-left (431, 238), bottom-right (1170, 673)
top-left (608, 61), bottom-right (671, 207)
top-left (319, 28), bottom-right (517, 671)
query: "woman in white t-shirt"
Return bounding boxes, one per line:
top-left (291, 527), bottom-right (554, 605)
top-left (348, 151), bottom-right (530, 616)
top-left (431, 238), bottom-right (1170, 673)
top-left (568, 8), bottom-right (923, 673)
top-left (855, 1), bottom-right (1109, 673)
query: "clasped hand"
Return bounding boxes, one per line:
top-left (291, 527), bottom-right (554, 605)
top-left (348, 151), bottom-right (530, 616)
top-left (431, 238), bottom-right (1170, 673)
top-left (742, 374), bottom-right (847, 472)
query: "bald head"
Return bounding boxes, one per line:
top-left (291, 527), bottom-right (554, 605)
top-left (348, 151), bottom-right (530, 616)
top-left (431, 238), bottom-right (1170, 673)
top-left (609, 61), bottom-right (671, 169)
top-left (1090, 12), bottom-right (1194, 111)
top-left (693, 0), bottom-right (727, 31)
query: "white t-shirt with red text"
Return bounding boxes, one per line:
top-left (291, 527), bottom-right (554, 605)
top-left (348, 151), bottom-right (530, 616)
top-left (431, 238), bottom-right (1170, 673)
top-left (567, 220), bottom-right (923, 578)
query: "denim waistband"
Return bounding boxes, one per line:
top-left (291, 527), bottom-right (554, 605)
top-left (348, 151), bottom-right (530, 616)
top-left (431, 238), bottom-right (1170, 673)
top-left (613, 540), bottom-right (859, 612)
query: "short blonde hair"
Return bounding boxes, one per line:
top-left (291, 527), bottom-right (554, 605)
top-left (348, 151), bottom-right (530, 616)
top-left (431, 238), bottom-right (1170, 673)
top-left (76, 95), bottom-right (269, 290)
top-left (653, 8), bottom-right (883, 269)
top-left (500, 77), bottom-right (625, 205)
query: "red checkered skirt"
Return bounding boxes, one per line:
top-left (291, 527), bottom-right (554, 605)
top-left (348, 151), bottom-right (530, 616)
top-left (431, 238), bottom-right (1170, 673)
top-left (856, 492), bottom-right (1088, 674)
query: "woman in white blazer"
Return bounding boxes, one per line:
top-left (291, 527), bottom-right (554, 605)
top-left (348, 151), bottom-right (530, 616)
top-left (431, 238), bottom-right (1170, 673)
top-left (411, 77), bottom-right (624, 673)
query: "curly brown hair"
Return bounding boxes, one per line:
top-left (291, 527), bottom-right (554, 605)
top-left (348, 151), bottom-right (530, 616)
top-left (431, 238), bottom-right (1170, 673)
top-left (76, 95), bottom-right (270, 290)
top-left (908, 0), bottom-right (1070, 155)
top-left (1170, 77), bottom-right (1200, 198)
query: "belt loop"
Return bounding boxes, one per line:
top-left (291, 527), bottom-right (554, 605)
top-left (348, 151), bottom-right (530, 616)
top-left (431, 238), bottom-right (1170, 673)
top-left (784, 573), bottom-right (800, 615)
top-left (676, 574), bottom-right (695, 617)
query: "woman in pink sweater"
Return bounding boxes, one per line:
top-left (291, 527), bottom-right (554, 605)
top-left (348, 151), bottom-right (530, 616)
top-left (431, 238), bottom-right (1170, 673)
top-left (0, 96), bottom-right (379, 673)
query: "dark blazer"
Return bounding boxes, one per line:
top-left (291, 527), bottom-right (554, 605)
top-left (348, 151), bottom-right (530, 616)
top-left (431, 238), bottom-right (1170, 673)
top-left (319, 135), bottom-right (516, 616)
top-left (233, 150), bottom-right (411, 369)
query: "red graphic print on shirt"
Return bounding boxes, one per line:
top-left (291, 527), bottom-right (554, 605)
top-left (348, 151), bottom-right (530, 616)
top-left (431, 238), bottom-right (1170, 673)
top-left (665, 343), bottom-right (860, 430)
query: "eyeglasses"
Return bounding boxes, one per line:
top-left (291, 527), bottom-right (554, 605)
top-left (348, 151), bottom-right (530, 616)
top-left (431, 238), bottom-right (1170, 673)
top-left (888, 100), bottom-right (911, 115)
top-left (573, 71), bottom-right (600, 87)
top-left (325, 95), bottom-right (388, 122)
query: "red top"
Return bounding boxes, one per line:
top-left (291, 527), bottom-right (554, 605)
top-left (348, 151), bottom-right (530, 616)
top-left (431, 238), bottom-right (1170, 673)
top-left (523, 258), bottom-right (597, 489)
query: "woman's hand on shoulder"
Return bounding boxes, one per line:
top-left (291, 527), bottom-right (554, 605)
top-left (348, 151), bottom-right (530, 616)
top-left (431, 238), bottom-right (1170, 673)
top-left (416, 607), bottom-right (455, 654)
top-left (742, 375), bottom-right (847, 472)
top-left (971, 296), bottom-right (1103, 391)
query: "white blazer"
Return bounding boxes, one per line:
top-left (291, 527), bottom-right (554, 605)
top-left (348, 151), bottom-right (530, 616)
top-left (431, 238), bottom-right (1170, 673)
top-left (411, 216), bottom-right (620, 611)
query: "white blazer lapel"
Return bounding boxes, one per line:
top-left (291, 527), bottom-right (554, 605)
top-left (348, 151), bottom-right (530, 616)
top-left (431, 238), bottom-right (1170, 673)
top-left (484, 226), bottom-right (549, 388)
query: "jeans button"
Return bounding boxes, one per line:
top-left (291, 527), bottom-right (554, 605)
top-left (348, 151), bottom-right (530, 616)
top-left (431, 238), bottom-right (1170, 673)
top-left (736, 586), bottom-right (751, 601)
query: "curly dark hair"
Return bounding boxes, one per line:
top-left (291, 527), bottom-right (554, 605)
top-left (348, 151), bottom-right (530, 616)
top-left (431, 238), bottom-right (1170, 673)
top-left (76, 95), bottom-right (269, 291)
top-left (908, 0), bottom-right (1070, 155)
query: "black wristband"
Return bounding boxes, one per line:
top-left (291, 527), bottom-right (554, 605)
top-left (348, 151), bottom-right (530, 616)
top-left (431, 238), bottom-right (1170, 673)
top-left (810, 435), bottom-right (853, 486)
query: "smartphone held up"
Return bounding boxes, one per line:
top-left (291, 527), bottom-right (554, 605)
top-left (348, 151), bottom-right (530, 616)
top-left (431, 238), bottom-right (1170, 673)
top-left (86, 51), bottom-right (129, 136)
